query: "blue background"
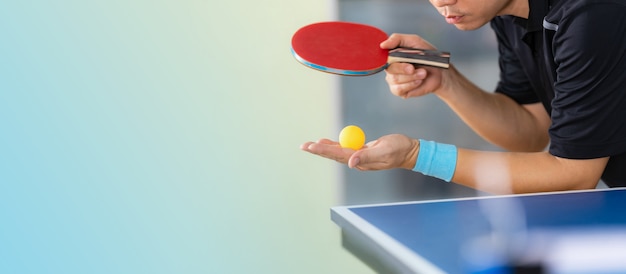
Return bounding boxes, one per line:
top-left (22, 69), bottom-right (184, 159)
top-left (0, 1), bottom-right (369, 273)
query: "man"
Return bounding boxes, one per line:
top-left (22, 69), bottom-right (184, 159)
top-left (301, 0), bottom-right (626, 194)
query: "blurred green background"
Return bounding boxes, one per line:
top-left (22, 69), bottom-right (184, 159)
top-left (0, 1), bottom-right (371, 273)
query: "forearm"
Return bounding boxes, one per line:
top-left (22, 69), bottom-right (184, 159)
top-left (436, 66), bottom-right (550, 152)
top-left (306, 133), bottom-right (607, 194)
top-left (452, 149), bottom-right (607, 194)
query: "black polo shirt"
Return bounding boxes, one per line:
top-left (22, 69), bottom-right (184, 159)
top-left (490, 0), bottom-right (626, 186)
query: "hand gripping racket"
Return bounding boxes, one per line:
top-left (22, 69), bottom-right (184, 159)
top-left (290, 21), bottom-right (450, 76)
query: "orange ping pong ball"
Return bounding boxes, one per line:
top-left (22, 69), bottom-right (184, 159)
top-left (339, 125), bottom-right (366, 150)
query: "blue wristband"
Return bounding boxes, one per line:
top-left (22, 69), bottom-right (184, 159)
top-left (412, 139), bottom-right (458, 182)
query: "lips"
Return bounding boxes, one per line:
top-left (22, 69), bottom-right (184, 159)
top-left (445, 15), bottom-right (463, 24)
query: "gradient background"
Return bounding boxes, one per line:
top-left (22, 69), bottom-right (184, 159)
top-left (0, 1), bottom-right (371, 273)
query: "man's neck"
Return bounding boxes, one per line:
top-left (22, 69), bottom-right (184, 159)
top-left (498, 0), bottom-right (530, 18)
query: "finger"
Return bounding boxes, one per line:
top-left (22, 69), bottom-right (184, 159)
top-left (348, 158), bottom-right (358, 169)
top-left (381, 33), bottom-right (423, 49)
top-left (300, 141), bottom-right (315, 151)
top-left (389, 80), bottom-right (424, 98)
top-left (405, 70), bottom-right (441, 97)
top-left (381, 33), bottom-right (436, 50)
top-left (385, 66), bottom-right (427, 84)
top-left (351, 149), bottom-right (389, 171)
top-left (349, 148), bottom-right (383, 170)
top-left (301, 139), bottom-right (338, 152)
top-left (305, 142), bottom-right (354, 163)
top-left (349, 150), bottom-right (368, 170)
top-left (386, 71), bottom-right (417, 85)
top-left (347, 152), bottom-right (360, 169)
top-left (385, 70), bottom-right (421, 93)
top-left (387, 68), bottom-right (430, 98)
top-left (385, 63), bottom-right (415, 75)
top-left (414, 67), bottom-right (427, 79)
top-left (380, 33), bottom-right (402, 49)
top-left (317, 138), bottom-right (338, 145)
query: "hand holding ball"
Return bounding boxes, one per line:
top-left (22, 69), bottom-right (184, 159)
top-left (339, 125), bottom-right (366, 150)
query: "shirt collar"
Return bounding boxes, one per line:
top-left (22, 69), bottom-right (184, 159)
top-left (513, 0), bottom-right (550, 32)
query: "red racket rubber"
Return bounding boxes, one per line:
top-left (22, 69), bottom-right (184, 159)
top-left (291, 21), bottom-right (450, 76)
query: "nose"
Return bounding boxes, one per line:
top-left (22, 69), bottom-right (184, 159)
top-left (430, 0), bottom-right (456, 8)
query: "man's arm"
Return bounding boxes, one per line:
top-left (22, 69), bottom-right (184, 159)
top-left (453, 149), bottom-right (608, 194)
top-left (302, 135), bottom-right (608, 194)
top-left (355, 137), bottom-right (609, 194)
top-left (385, 62), bottom-right (550, 152)
top-left (382, 34), bottom-right (551, 152)
top-left (436, 65), bottom-right (551, 152)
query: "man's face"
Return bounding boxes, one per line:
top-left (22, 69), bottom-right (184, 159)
top-left (428, 0), bottom-right (511, 30)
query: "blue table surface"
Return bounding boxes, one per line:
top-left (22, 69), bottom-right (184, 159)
top-left (346, 188), bottom-right (626, 273)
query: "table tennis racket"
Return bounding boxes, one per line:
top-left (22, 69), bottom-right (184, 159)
top-left (291, 21), bottom-right (450, 76)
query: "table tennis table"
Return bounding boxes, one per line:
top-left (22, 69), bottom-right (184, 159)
top-left (332, 188), bottom-right (626, 274)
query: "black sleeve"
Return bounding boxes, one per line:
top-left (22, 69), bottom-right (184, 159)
top-left (547, 2), bottom-right (626, 159)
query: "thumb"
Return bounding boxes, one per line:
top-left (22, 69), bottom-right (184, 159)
top-left (380, 34), bottom-right (401, 50)
top-left (348, 149), bottom-right (379, 170)
top-left (347, 152), bottom-right (361, 169)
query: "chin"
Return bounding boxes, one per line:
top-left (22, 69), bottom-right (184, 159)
top-left (454, 22), bottom-right (486, 31)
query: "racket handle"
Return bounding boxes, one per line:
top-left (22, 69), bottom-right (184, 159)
top-left (388, 48), bottom-right (450, 69)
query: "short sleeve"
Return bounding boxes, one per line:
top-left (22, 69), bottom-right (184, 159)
top-left (547, 2), bottom-right (626, 159)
